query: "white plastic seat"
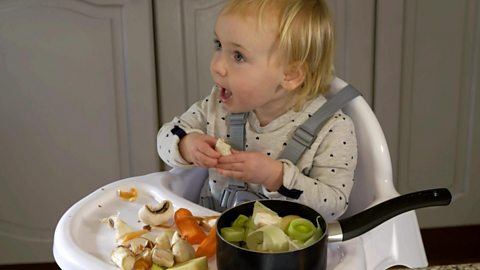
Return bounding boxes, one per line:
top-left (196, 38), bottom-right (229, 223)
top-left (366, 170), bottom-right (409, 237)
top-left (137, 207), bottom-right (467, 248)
top-left (53, 77), bottom-right (428, 270)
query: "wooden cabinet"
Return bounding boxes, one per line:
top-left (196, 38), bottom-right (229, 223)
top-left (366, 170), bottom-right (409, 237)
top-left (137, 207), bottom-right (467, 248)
top-left (0, 0), bottom-right (158, 264)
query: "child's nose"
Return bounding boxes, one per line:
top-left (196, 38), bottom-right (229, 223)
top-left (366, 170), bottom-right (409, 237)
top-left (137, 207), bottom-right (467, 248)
top-left (211, 54), bottom-right (227, 77)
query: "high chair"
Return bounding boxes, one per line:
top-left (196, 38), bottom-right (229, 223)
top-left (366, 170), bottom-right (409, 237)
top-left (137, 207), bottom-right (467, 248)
top-left (53, 77), bottom-right (428, 269)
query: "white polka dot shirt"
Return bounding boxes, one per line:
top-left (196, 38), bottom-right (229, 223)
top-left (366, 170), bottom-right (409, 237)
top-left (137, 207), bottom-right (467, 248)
top-left (157, 86), bottom-right (357, 221)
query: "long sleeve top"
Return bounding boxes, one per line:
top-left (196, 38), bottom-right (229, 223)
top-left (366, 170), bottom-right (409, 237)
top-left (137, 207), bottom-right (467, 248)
top-left (157, 86), bottom-right (357, 221)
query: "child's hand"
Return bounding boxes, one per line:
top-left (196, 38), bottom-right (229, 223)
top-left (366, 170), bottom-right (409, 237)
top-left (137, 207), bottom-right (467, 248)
top-left (179, 133), bottom-right (220, 167)
top-left (216, 151), bottom-right (283, 191)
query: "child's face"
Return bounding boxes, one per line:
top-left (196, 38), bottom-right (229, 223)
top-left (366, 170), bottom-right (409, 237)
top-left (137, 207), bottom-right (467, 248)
top-left (210, 11), bottom-right (293, 116)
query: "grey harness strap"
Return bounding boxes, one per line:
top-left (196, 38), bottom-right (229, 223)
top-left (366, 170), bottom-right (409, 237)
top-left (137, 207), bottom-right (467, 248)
top-left (228, 112), bottom-right (248, 151)
top-left (278, 84), bottom-right (361, 163)
top-left (228, 84), bottom-right (361, 163)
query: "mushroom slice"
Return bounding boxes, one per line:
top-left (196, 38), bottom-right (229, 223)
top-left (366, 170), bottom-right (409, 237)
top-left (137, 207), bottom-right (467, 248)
top-left (111, 246), bottom-right (135, 270)
top-left (151, 246), bottom-right (175, 268)
top-left (172, 238), bottom-right (195, 263)
top-left (138, 200), bottom-right (174, 226)
top-left (215, 138), bottom-right (232, 156)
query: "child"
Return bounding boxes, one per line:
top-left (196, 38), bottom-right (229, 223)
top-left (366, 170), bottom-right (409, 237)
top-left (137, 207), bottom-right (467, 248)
top-left (157, 0), bottom-right (357, 221)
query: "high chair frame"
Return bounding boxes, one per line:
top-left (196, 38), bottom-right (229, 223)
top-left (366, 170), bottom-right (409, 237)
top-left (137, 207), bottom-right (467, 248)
top-left (53, 77), bottom-right (428, 270)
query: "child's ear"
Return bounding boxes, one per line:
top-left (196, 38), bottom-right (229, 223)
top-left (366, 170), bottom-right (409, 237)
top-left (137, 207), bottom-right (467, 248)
top-left (281, 63), bottom-right (306, 91)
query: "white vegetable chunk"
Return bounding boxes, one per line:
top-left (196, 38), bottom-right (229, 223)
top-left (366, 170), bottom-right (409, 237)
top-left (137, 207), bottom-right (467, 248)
top-left (215, 138), bottom-right (232, 156)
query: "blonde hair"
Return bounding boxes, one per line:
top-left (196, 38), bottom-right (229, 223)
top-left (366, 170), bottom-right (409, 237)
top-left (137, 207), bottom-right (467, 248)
top-left (220, 0), bottom-right (335, 111)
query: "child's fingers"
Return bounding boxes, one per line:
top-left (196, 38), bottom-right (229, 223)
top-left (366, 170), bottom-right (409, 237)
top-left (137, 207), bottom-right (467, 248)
top-left (198, 142), bottom-right (221, 158)
top-left (215, 162), bottom-right (242, 171)
top-left (194, 152), bottom-right (218, 167)
top-left (216, 168), bottom-right (243, 180)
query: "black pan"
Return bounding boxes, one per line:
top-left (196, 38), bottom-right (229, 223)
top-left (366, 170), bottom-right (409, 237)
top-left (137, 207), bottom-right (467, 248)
top-left (215, 188), bottom-right (452, 270)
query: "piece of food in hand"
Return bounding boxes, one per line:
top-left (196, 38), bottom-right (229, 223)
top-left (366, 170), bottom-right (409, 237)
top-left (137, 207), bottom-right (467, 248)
top-left (215, 138), bottom-right (232, 156)
top-left (111, 246), bottom-right (135, 270)
top-left (138, 200), bottom-right (174, 226)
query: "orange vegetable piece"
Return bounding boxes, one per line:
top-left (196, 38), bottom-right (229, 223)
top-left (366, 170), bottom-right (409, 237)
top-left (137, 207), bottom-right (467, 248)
top-left (120, 229), bottom-right (149, 244)
top-left (195, 225), bottom-right (217, 258)
top-left (174, 208), bottom-right (206, 245)
top-left (117, 187), bottom-right (138, 202)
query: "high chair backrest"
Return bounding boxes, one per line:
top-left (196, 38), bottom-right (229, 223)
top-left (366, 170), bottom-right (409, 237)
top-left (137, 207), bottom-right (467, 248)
top-left (328, 78), bottom-right (399, 217)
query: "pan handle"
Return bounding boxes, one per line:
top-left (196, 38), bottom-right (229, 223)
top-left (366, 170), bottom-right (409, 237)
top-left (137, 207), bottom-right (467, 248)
top-left (337, 188), bottom-right (452, 242)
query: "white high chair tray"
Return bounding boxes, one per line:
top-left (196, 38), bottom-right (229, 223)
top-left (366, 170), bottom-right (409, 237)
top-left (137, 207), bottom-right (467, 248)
top-left (53, 172), bottom-right (365, 270)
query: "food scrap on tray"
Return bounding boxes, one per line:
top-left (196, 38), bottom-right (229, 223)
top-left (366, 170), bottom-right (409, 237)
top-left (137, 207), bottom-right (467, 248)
top-left (117, 187), bottom-right (138, 202)
top-left (101, 193), bottom-right (218, 270)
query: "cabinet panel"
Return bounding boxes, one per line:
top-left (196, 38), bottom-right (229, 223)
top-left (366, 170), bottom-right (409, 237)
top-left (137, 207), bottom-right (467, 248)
top-left (376, 0), bottom-right (480, 227)
top-left (0, 0), bottom-right (158, 263)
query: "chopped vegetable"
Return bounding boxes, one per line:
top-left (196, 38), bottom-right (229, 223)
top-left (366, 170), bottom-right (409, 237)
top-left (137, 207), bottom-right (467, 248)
top-left (174, 208), bottom-right (206, 245)
top-left (231, 214), bottom-right (249, 228)
top-left (151, 247), bottom-right (174, 267)
top-left (279, 215), bottom-right (300, 232)
top-left (117, 187), bottom-right (138, 202)
top-left (151, 264), bottom-right (165, 270)
top-left (133, 257), bottom-right (151, 270)
top-left (167, 256), bottom-right (208, 270)
top-left (101, 215), bottom-right (134, 242)
top-left (195, 225), bottom-right (217, 258)
top-left (302, 216), bottom-right (324, 247)
top-left (111, 246), bottom-right (135, 270)
top-left (287, 218), bottom-right (316, 242)
top-left (220, 227), bottom-right (245, 243)
top-left (221, 201), bottom-right (323, 253)
top-left (119, 229), bottom-right (149, 244)
top-left (246, 225), bottom-right (289, 252)
top-left (172, 238), bottom-right (196, 263)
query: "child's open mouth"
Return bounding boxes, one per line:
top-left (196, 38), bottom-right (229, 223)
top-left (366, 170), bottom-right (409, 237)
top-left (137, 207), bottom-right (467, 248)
top-left (220, 87), bottom-right (232, 102)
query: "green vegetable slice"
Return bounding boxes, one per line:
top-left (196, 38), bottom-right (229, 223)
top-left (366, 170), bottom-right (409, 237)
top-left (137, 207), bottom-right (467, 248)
top-left (231, 214), bottom-right (249, 228)
top-left (303, 216), bottom-right (324, 247)
top-left (221, 227), bottom-right (246, 243)
top-left (286, 218), bottom-right (316, 242)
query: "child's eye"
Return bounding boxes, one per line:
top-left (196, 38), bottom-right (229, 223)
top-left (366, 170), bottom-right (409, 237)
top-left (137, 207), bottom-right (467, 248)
top-left (214, 39), bottom-right (222, 50)
top-left (233, 51), bottom-right (245, 63)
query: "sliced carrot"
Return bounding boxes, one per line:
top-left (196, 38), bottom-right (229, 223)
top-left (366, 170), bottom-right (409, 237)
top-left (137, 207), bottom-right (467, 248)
top-left (195, 225), bottom-right (217, 258)
top-left (174, 208), bottom-right (206, 245)
top-left (120, 229), bottom-right (149, 244)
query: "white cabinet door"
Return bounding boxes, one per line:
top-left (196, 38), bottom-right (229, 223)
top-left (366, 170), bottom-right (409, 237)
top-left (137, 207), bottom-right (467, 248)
top-left (375, 0), bottom-right (480, 228)
top-left (0, 0), bottom-right (158, 263)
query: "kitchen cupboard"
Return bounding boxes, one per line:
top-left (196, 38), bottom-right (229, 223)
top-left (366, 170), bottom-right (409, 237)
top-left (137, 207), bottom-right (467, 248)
top-left (0, 0), bottom-right (159, 264)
